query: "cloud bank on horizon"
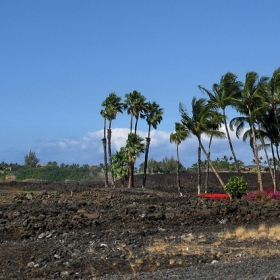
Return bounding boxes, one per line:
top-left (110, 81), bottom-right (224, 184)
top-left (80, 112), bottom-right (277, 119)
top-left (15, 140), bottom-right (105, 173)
top-left (14, 125), bottom-right (258, 167)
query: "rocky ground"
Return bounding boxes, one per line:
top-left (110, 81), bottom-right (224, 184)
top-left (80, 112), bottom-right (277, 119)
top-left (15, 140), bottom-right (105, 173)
top-left (1, 172), bottom-right (280, 279)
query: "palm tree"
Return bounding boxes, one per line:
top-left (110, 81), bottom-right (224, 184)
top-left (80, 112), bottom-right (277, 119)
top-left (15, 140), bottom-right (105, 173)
top-left (100, 108), bottom-right (110, 187)
top-left (101, 93), bottom-right (123, 186)
top-left (266, 67), bottom-right (280, 137)
top-left (198, 72), bottom-right (242, 173)
top-left (111, 147), bottom-right (129, 188)
top-left (204, 112), bottom-right (225, 193)
top-left (242, 125), bottom-right (276, 189)
top-left (257, 108), bottom-right (280, 191)
top-left (180, 97), bottom-right (226, 193)
top-left (123, 90), bottom-right (147, 134)
top-left (258, 135), bottom-right (276, 190)
top-left (230, 72), bottom-right (269, 191)
top-left (170, 122), bottom-right (190, 196)
top-left (126, 133), bottom-right (145, 188)
top-left (263, 66), bottom-right (280, 171)
top-left (123, 90), bottom-right (146, 187)
top-left (142, 101), bottom-right (164, 188)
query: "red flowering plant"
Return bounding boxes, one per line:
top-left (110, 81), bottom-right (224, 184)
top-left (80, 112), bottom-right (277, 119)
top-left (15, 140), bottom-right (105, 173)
top-left (243, 188), bottom-right (280, 200)
top-left (197, 176), bottom-right (248, 200)
top-left (198, 193), bottom-right (229, 200)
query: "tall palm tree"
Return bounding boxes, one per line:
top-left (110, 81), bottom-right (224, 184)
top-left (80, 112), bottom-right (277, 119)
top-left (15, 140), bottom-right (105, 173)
top-left (258, 135), bottom-right (276, 191)
top-left (142, 101), bottom-right (164, 188)
top-left (198, 72), bottom-right (242, 173)
top-left (123, 90), bottom-right (146, 187)
top-left (257, 109), bottom-right (280, 191)
top-left (180, 97), bottom-right (226, 193)
top-left (126, 133), bottom-right (145, 188)
top-left (242, 125), bottom-right (276, 189)
top-left (230, 72), bottom-right (269, 191)
top-left (170, 122), bottom-right (190, 196)
top-left (266, 67), bottom-right (280, 137)
top-left (204, 112), bottom-right (225, 193)
top-left (123, 90), bottom-right (147, 134)
top-left (100, 108), bottom-right (110, 188)
top-left (101, 93), bottom-right (123, 186)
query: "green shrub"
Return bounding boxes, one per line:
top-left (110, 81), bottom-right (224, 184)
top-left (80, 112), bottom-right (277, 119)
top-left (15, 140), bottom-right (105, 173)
top-left (225, 176), bottom-right (247, 199)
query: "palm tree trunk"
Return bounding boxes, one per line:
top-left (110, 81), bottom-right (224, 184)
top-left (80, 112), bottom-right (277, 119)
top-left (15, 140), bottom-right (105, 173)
top-left (142, 127), bottom-right (151, 188)
top-left (271, 142), bottom-right (277, 191)
top-left (250, 122), bottom-right (263, 191)
top-left (127, 160), bottom-right (133, 188)
top-left (276, 144), bottom-right (280, 161)
top-left (273, 107), bottom-right (280, 138)
top-left (120, 177), bottom-right (125, 188)
top-left (130, 113), bottom-right (133, 133)
top-left (142, 139), bottom-right (150, 188)
top-left (205, 135), bottom-right (213, 193)
top-left (197, 144), bottom-right (201, 195)
top-left (102, 118), bottom-right (109, 188)
top-left (223, 111), bottom-right (241, 174)
top-left (176, 143), bottom-right (181, 196)
top-left (134, 116), bottom-right (139, 134)
top-left (107, 121), bottom-right (114, 187)
top-left (259, 133), bottom-right (276, 189)
top-left (198, 138), bottom-right (226, 189)
top-left (263, 141), bottom-right (276, 192)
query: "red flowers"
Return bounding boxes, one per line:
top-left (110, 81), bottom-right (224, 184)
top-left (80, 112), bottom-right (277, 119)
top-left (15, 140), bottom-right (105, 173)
top-left (243, 188), bottom-right (280, 200)
top-left (197, 193), bottom-right (230, 200)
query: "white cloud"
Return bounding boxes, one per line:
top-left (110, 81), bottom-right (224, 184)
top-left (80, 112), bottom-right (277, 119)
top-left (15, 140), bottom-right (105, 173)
top-left (33, 125), bottom-right (266, 167)
top-left (35, 128), bottom-right (173, 165)
top-left (110, 128), bottom-right (130, 151)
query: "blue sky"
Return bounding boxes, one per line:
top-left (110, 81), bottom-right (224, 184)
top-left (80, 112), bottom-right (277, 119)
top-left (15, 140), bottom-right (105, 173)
top-left (1, 0), bottom-right (280, 167)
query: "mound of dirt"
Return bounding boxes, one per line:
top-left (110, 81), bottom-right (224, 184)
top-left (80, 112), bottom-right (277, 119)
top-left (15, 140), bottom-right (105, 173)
top-left (0, 173), bottom-right (280, 279)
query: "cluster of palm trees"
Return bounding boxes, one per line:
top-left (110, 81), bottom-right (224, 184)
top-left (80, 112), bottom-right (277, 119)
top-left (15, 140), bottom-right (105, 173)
top-left (100, 91), bottom-right (163, 188)
top-left (171, 68), bottom-right (280, 193)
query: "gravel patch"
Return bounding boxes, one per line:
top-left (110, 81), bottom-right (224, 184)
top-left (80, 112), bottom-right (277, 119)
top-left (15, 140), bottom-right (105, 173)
top-left (97, 257), bottom-right (280, 280)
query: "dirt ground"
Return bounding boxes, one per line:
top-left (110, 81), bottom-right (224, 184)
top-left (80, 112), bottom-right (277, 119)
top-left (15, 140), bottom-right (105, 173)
top-left (1, 172), bottom-right (280, 279)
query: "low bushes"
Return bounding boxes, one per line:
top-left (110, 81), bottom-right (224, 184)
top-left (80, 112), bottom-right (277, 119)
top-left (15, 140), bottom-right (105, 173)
top-left (225, 176), bottom-right (248, 199)
top-left (198, 188), bottom-right (280, 201)
top-left (243, 188), bottom-right (280, 200)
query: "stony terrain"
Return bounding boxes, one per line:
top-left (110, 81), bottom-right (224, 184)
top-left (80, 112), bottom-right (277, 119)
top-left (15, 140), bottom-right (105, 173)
top-left (1, 172), bottom-right (280, 279)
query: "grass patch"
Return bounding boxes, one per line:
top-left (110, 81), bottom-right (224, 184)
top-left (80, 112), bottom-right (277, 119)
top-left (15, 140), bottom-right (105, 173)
top-left (105, 223), bottom-right (280, 279)
top-left (145, 223), bottom-right (280, 262)
top-left (235, 226), bottom-right (246, 238)
top-left (223, 224), bottom-right (280, 241)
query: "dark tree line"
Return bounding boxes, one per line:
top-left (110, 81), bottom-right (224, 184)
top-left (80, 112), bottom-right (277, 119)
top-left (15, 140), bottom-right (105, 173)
top-left (138, 156), bottom-right (187, 175)
top-left (15, 162), bottom-right (102, 182)
top-left (0, 151), bottom-right (104, 182)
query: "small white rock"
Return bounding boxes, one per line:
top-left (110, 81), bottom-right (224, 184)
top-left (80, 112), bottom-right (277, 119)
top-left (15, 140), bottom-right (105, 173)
top-left (219, 218), bottom-right (228, 224)
top-left (61, 271), bottom-right (69, 277)
top-left (38, 232), bottom-right (47, 239)
top-left (27, 262), bottom-right (34, 268)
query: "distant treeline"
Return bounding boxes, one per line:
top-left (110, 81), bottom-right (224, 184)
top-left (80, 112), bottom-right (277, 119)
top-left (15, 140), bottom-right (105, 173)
top-left (0, 161), bottom-right (103, 182)
top-left (138, 156), bottom-right (244, 174)
top-left (0, 155), bottom-right (246, 183)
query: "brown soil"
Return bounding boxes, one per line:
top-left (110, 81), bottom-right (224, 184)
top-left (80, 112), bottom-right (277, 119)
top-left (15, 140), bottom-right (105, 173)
top-left (1, 172), bottom-right (280, 279)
